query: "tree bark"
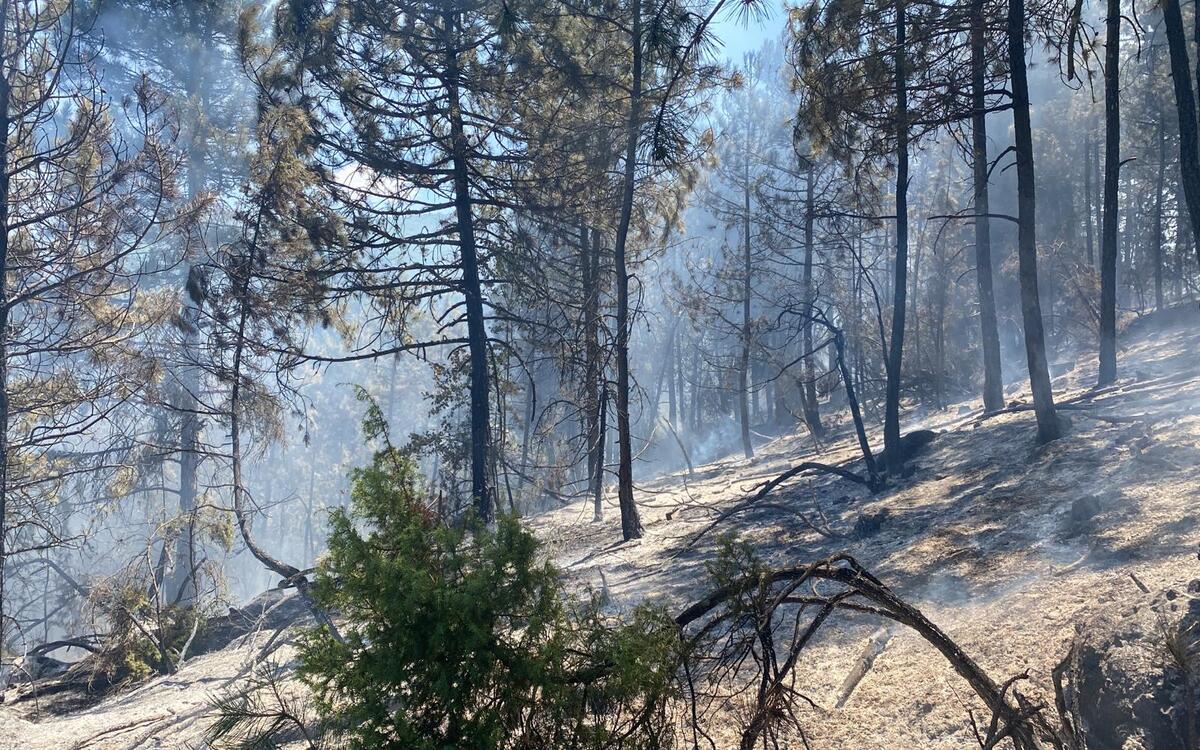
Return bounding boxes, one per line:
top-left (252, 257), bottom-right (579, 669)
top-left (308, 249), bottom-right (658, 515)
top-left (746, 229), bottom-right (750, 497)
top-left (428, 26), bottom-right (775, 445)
top-left (1154, 113), bottom-right (1166, 312)
top-left (593, 387), bottom-right (608, 521)
top-left (1009, 0), bottom-right (1061, 443)
top-left (444, 10), bottom-right (494, 522)
top-left (582, 225), bottom-right (604, 521)
top-left (169, 304), bottom-right (202, 605)
top-left (884, 0), bottom-right (909, 474)
top-left (667, 332), bottom-right (677, 425)
top-left (971, 0), bottom-right (1004, 414)
top-left (1084, 133), bottom-right (1095, 267)
top-left (801, 164), bottom-right (825, 437)
top-left (1162, 0), bottom-right (1200, 265)
top-left (613, 0), bottom-right (644, 540)
top-left (740, 153), bottom-right (754, 460)
top-left (168, 5), bottom-right (214, 606)
top-left (1098, 0), bottom-right (1120, 386)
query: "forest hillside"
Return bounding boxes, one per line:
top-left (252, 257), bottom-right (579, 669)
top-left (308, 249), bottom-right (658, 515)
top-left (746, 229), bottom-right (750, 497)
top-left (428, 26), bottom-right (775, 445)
top-left (3, 306), bottom-right (1197, 749)
top-left (1, 0), bottom-right (1199, 746)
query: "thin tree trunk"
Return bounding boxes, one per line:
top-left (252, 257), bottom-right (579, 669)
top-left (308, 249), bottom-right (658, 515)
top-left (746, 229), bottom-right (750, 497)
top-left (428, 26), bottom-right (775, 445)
top-left (1084, 133), bottom-right (1096, 267)
top-left (884, 0), bottom-right (909, 474)
top-left (833, 329), bottom-right (878, 482)
top-left (1175, 178), bottom-right (1186, 300)
top-left (667, 333), bottom-right (677, 426)
top-left (1154, 114), bottom-right (1166, 312)
top-left (584, 226), bottom-right (605, 521)
top-left (168, 4), bottom-right (217, 608)
top-left (612, 0), bottom-right (644, 540)
top-left (970, 1), bottom-right (1004, 414)
top-left (1009, 0), bottom-right (1061, 443)
top-left (1094, 137), bottom-right (1103, 270)
top-left (801, 164), bottom-right (825, 437)
top-left (1098, 0), bottom-right (1120, 386)
top-left (444, 10), bottom-right (493, 521)
top-left (739, 155), bottom-right (754, 460)
top-left (519, 361), bottom-right (535, 501)
top-left (677, 332), bottom-right (688, 435)
top-left (593, 387), bottom-right (607, 521)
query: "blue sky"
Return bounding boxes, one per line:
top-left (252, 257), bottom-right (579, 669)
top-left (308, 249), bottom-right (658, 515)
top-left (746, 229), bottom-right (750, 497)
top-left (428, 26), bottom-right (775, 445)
top-left (710, 0), bottom-right (788, 64)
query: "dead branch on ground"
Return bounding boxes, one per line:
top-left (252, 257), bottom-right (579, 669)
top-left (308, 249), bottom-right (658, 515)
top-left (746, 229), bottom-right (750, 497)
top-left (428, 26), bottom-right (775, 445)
top-left (675, 554), bottom-right (1082, 750)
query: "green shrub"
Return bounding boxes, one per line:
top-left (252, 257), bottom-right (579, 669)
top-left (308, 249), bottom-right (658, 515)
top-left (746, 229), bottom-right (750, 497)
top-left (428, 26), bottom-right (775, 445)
top-left (290, 448), bottom-right (679, 749)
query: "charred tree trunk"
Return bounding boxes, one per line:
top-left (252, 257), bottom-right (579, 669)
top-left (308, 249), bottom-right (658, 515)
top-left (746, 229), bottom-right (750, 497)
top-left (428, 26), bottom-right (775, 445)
top-left (1175, 178), bottom-right (1187, 301)
top-left (1162, 0), bottom-right (1200, 265)
top-left (592, 387), bottom-right (608, 522)
top-left (1084, 133), bottom-right (1096, 267)
top-left (740, 159), bottom-right (754, 460)
top-left (1009, 0), bottom-right (1062, 443)
top-left (884, 0), bottom-right (910, 474)
top-left (170, 301), bottom-right (202, 605)
top-left (667, 333), bottom-right (677, 425)
top-left (519, 359), bottom-right (536, 502)
top-left (1098, 0), bottom-right (1120, 386)
top-left (169, 7), bottom-right (215, 606)
top-left (613, 0), bottom-right (644, 540)
top-left (801, 164), bottom-right (825, 437)
top-left (676, 332), bottom-right (688, 435)
top-left (445, 10), bottom-right (494, 522)
top-left (971, 0), bottom-right (1005, 414)
top-left (582, 225), bottom-right (604, 521)
top-left (1154, 114), bottom-right (1166, 312)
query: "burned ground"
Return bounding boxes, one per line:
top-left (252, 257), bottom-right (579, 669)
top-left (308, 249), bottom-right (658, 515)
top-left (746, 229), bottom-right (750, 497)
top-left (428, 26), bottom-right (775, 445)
top-left (4, 311), bottom-right (1199, 749)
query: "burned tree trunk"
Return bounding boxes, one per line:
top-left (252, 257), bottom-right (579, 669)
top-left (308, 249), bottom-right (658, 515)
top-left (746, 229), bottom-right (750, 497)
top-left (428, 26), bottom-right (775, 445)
top-left (1009, 0), bottom-right (1062, 443)
top-left (971, 0), bottom-right (1004, 414)
top-left (445, 9), bottom-right (494, 522)
top-left (612, 0), bottom-right (644, 541)
top-left (1153, 113), bottom-right (1166, 312)
top-left (884, 0), bottom-right (910, 473)
top-left (1162, 0), bottom-right (1200, 266)
top-left (740, 156), bottom-right (754, 460)
top-left (801, 164), bottom-right (825, 438)
top-left (1098, 0), bottom-right (1120, 386)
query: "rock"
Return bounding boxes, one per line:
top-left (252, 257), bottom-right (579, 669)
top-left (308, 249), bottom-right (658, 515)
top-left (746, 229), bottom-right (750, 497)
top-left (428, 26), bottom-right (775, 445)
top-left (1067, 591), bottom-right (1200, 749)
top-left (1062, 496), bottom-right (1104, 537)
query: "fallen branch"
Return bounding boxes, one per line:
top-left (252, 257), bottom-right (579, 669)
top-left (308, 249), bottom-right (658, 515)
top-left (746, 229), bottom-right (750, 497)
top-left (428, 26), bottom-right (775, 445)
top-left (27, 636), bottom-right (102, 657)
top-left (836, 626), bottom-right (893, 707)
top-left (675, 554), bottom-right (1081, 750)
top-left (680, 461), bottom-right (868, 550)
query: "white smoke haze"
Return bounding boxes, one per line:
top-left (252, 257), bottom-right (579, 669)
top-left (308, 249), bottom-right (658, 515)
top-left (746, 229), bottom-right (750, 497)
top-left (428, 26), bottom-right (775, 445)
top-left (0, 0), bottom-right (1197, 746)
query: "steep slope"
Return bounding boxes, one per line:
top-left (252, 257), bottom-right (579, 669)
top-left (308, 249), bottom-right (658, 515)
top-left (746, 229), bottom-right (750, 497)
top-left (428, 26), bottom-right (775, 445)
top-left (2, 308), bottom-right (1198, 749)
top-left (530, 307), bottom-right (1200, 747)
